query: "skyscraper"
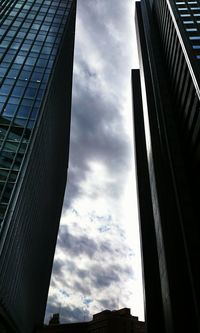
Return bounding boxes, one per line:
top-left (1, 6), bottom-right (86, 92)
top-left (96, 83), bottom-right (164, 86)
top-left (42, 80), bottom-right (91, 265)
top-left (133, 0), bottom-right (200, 332)
top-left (0, 1), bottom-right (76, 332)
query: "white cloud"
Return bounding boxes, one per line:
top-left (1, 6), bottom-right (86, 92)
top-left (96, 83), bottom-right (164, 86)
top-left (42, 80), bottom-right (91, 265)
top-left (45, 0), bottom-right (144, 325)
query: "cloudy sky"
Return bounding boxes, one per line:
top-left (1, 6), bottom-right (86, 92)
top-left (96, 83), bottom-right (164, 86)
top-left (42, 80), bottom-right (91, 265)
top-left (45, 0), bottom-right (144, 324)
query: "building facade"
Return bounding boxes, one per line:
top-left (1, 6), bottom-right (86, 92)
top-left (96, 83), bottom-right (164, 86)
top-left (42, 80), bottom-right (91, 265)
top-left (133, 0), bottom-right (200, 332)
top-left (0, 1), bottom-right (76, 332)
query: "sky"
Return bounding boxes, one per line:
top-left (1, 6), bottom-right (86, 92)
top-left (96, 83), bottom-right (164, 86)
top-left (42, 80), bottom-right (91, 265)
top-left (45, 0), bottom-right (144, 324)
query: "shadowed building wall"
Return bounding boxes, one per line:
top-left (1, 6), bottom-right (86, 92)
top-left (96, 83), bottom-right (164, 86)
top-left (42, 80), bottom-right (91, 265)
top-left (0, 1), bottom-right (76, 332)
top-left (133, 0), bottom-right (200, 332)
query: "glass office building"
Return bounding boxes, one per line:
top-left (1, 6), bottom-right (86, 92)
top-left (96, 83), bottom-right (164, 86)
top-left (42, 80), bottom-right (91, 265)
top-left (133, 0), bottom-right (200, 332)
top-left (0, 1), bottom-right (76, 332)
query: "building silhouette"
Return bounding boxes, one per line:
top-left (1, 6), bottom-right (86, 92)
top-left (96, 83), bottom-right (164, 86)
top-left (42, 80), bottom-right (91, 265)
top-left (0, 1), bottom-right (76, 332)
top-left (36, 308), bottom-right (145, 333)
top-left (133, 0), bottom-right (200, 332)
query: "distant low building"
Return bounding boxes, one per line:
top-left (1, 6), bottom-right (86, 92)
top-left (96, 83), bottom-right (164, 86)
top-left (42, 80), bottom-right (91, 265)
top-left (88, 308), bottom-right (145, 333)
top-left (36, 308), bottom-right (145, 333)
top-left (49, 314), bottom-right (60, 326)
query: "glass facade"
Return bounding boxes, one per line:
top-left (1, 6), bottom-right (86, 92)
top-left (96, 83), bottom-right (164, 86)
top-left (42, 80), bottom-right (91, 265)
top-left (175, 0), bottom-right (200, 58)
top-left (0, 1), bottom-right (76, 332)
top-left (0, 0), bottom-right (73, 229)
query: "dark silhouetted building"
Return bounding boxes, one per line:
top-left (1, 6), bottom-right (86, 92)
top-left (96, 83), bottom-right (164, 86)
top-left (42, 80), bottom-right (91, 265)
top-left (133, 0), bottom-right (200, 332)
top-left (49, 314), bottom-right (60, 326)
top-left (36, 308), bottom-right (145, 333)
top-left (0, 1), bottom-right (76, 332)
top-left (88, 308), bottom-right (145, 333)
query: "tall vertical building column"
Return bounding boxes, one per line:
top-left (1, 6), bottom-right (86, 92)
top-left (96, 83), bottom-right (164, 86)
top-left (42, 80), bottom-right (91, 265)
top-left (133, 0), bottom-right (200, 331)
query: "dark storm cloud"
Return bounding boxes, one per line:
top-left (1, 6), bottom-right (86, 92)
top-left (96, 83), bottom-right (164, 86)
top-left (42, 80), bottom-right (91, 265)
top-left (52, 257), bottom-right (133, 295)
top-left (46, 302), bottom-right (91, 323)
top-left (73, 281), bottom-right (92, 295)
top-left (45, 302), bottom-right (59, 322)
top-left (56, 225), bottom-right (132, 260)
top-left (64, 85), bottom-right (130, 208)
top-left (50, 258), bottom-right (78, 289)
top-left (58, 225), bottom-right (98, 258)
top-left (90, 265), bottom-right (121, 288)
top-left (50, 222), bottom-right (134, 294)
top-left (88, 262), bottom-right (134, 290)
top-left (53, 259), bottom-right (130, 289)
top-left (71, 84), bottom-right (130, 170)
top-left (52, 259), bottom-right (63, 277)
top-left (63, 0), bottom-right (132, 209)
top-left (51, 258), bottom-right (89, 292)
top-left (99, 241), bottom-right (114, 253)
top-left (60, 306), bottom-right (90, 323)
top-left (75, 0), bottom-right (131, 72)
top-left (99, 298), bottom-right (119, 310)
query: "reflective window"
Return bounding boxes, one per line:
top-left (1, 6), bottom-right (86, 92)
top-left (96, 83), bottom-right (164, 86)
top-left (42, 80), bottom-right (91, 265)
top-left (0, 0), bottom-right (74, 224)
top-left (186, 28), bottom-right (197, 31)
top-left (1, 85), bottom-right (12, 94)
top-left (24, 87), bottom-right (37, 98)
top-left (3, 104), bottom-right (18, 117)
top-left (15, 55), bottom-right (26, 64)
top-left (189, 36), bottom-right (200, 39)
top-left (18, 104), bottom-right (31, 117)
